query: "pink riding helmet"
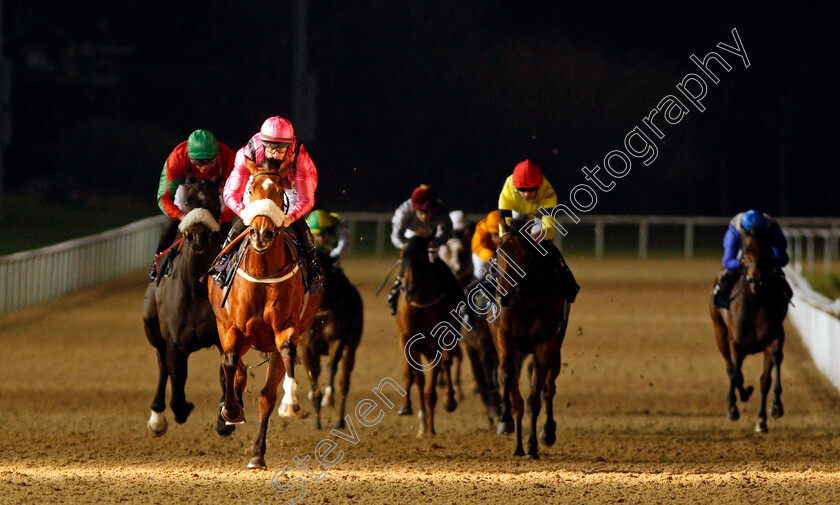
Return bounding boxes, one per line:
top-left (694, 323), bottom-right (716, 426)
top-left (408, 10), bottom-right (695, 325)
top-left (259, 116), bottom-right (296, 147)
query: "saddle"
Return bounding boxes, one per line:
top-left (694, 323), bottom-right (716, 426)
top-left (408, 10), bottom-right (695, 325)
top-left (154, 239), bottom-right (183, 285)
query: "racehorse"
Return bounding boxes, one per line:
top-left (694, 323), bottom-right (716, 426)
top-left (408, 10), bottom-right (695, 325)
top-left (299, 249), bottom-right (364, 430)
top-left (488, 218), bottom-right (569, 459)
top-left (710, 226), bottom-right (789, 433)
top-left (396, 234), bottom-right (462, 436)
top-left (208, 156), bottom-right (324, 469)
top-left (142, 177), bottom-right (241, 437)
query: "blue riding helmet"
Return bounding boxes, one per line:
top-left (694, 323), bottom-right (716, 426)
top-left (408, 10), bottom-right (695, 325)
top-left (741, 210), bottom-right (768, 232)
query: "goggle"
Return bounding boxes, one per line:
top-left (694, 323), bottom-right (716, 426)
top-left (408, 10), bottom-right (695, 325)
top-left (262, 142), bottom-right (290, 155)
top-left (515, 187), bottom-right (539, 194)
top-left (191, 158), bottom-right (214, 167)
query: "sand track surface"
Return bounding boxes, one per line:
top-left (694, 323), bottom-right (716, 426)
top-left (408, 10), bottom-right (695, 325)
top-left (1, 257), bottom-right (839, 504)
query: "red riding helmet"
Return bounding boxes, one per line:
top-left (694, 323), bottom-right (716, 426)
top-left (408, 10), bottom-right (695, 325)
top-left (259, 116), bottom-right (296, 147)
top-left (512, 159), bottom-right (543, 188)
top-left (411, 184), bottom-right (438, 211)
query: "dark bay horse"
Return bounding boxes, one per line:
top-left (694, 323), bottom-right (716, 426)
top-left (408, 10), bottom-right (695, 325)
top-left (208, 157), bottom-right (324, 469)
top-left (300, 249), bottom-right (364, 430)
top-left (458, 311), bottom-right (501, 429)
top-left (488, 219), bottom-right (569, 459)
top-left (710, 227), bottom-right (789, 432)
top-left (396, 234), bottom-right (462, 435)
top-left (143, 178), bottom-right (240, 436)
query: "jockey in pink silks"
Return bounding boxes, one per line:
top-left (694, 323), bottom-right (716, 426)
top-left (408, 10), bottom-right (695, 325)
top-left (221, 116), bottom-right (324, 293)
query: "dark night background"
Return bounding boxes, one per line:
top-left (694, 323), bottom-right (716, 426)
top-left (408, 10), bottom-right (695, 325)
top-left (1, 1), bottom-right (837, 217)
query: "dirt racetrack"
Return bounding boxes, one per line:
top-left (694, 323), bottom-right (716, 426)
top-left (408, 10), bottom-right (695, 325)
top-left (2, 257), bottom-right (839, 504)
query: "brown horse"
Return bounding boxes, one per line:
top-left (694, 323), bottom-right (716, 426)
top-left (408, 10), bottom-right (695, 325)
top-left (396, 234), bottom-right (462, 435)
top-left (488, 219), bottom-right (569, 459)
top-left (143, 178), bottom-right (242, 437)
top-left (208, 157), bottom-right (323, 469)
top-left (710, 227), bottom-right (789, 433)
top-left (300, 249), bottom-right (364, 430)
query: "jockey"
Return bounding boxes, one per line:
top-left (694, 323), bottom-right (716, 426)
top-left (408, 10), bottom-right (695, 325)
top-left (150, 129), bottom-right (235, 281)
top-left (713, 210), bottom-right (791, 308)
top-left (221, 116), bottom-right (324, 294)
top-left (471, 210), bottom-right (502, 278)
top-left (386, 184), bottom-right (454, 315)
top-left (498, 159), bottom-right (579, 302)
top-left (307, 209), bottom-right (351, 267)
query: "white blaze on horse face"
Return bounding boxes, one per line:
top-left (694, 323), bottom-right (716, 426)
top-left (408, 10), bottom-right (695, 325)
top-left (261, 178), bottom-right (275, 193)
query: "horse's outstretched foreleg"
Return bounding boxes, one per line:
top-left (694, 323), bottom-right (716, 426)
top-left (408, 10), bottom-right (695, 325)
top-left (510, 356), bottom-right (525, 457)
top-left (249, 353), bottom-right (285, 470)
top-left (323, 342), bottom-right (345, 408)
top-left (770, 336), bottom-right (785, 419)
top-left (756, 349), bottom-right (773, 433)
top-left (496, 339), bottom-right (516, 436)
top-left (220, 330), bottom-right (245, 424)
top-left (540, 353), bottom-right (560, 447)
top-left (526, 356), bottom-right (547, 459)
top-left (148, 346), bottom-right (169, 436)
top-left (166, 344), bottom-right (194, 424)
top-left (336, 345), bottom-right (356, 429)
top-left (398, 333), bottom-right (415, 416)
top-left (278, 328), bottom-right (301, 417)
top-left (300, 333), bottom-right (323, 429)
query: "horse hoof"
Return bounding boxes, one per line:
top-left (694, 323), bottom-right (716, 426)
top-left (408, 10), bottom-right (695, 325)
top-left (770, 403), bottom-right (784, 419)
top-left (172, 402), bottom-right (195, 424)
top-left (444, 398), bottom-right (457, 412)
top-left (247, 456), bottom-right (267, 470)
top-left (755, 421), bottom-right (768, 433)
top-left (221, 406), bottom-right (245, 424)
top-left (497, 421), bottom-right (514, 435)
top-left (397, 406), bottom-right (413, 416)
top-left (526, 452), bottom-right (540, 460)
top-left (278, 402), bottom-right (301, 418)
top-left (334, 418), bottom-right (346, 430)
top-left (148, 410), bottom-right (168, 437)
top-left (215, 416), bottom-right (236, 436)
top-left (727, 407), bottom-right (740, 422)
top-left (540, 430), bottom-right (557, 447)
top-left (513, 446), bottom-right (525, 457)
top-left (740, 385), bottom-right (754, 402)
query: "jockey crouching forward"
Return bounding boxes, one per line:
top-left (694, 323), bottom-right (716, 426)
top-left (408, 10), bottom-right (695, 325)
top-left (220, 116), bottom-right (324, 294)
top-left (386, 185), bottom-right (454, 315)
top-left (713, 210), bottom-right (791, 309)
top-left (151, 129), bottom-right (235, 282)
top-left (498, 159), bottom-right (579, 303)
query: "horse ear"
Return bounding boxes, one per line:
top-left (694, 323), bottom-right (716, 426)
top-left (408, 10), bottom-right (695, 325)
top-left (279, 155), bottom-right (296, 175)
top-left (184, 170), bottom-right (196, 185)
top-left (245, 157), bottom-right (259, 175)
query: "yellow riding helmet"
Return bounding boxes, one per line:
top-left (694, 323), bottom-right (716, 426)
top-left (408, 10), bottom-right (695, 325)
top-left (307, 210), bottom-right (338, 235)
top-left (484, 210), bottom-right (501, 231)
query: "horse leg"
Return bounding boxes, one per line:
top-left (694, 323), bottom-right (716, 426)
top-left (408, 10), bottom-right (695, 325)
top-left (215, 363), bottom-right (236, 436)
top-left (148, 346), bottom-right (169, 436)
top-left (249, 352), bottom-right (286, 470)
top-left (300, 334), bottom-right (323, 429)
top-left (335, 345), bottom-right (356, 429)
top-left (725, 344), bottom-right (747, 421)
top-left (466, 345), bottom-right (493, 428)
top-left (220, 329), bottom-right (245, 424)
top-left (278, 329), bottom-right (302, 417)
top-left (442, 354), bottom-right (458, 413)
top-left (755, 349), bottom-right (773, 433)
top-left (398, 334), bottom-right (415, 416)
top-left (770, 337), bottom-right (785, 419)
top-left (540, 353), bottom-right (560, 447)
top-left (496, 343), bottom-right (516, 436)
top-left (166, 344), bottom-right (194, 424)
top-left (526, 355), bottom-right (548, 459)
top-left (323, 342), bottom-right (346, 408)
top-left (419, 366), bottom-right (434, 436)
top-left (510, 357), bottom-right (525, 457)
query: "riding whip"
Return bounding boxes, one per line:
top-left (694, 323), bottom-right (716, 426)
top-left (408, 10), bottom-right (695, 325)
top-left (375, 259), bottom-right (402, 297)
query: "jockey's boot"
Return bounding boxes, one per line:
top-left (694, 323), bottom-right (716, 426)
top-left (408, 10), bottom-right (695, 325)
top-left (155, 246), bottom-right (180, 286)
top-left (386, 275), bottom-right (403, 315)
top-left (292, 218), bottom-right (324, 294)
top-left (149, 259), bottom-right (157, 282)
top-left (151, 218), bottom-right (180, 282)
top-left (713, 268), bottom-right (740, 309)
top-left (211, 219), bottom-right (246, 285)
